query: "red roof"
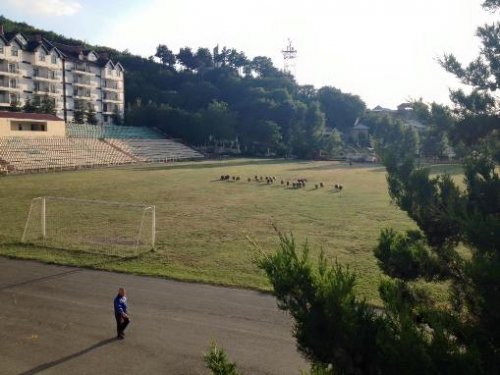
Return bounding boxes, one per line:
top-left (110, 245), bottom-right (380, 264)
top-left (0, 111), bottom-right (64, 121)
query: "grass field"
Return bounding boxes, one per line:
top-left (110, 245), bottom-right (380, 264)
top-left (0, 159), bottom-right (462, 304)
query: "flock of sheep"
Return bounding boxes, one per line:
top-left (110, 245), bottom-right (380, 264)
top-left (219, 174), bottom-right (343, 192)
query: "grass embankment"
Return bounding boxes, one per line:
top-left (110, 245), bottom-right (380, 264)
top-left (0, 159), bottom-right (462, 304)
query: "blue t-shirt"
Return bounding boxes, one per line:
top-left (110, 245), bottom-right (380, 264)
top-left (114, 295), bottom-right (128, 315)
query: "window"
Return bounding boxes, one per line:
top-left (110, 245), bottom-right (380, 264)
top-left (10, 79), bottom-right (16, 89)
top-left (11, 45), bottom-right (18, 57)
top-left (34, 82), bottom-right (40, 92)
top-left (10, 93), bottom-right (19, 104)
top-left (51, 54), bottom-right (57, 64)
top-left (117, 70), bottom-right (121, 77)
top-left (0, 44), bottom-right (4, 54)
top-left (8, 63), bottom-right (17, 73)
top-left (39, 50), bottom-right (46, 61)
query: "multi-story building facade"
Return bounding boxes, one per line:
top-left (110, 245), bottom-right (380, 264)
top-left (0, 27), bottom-right (124, 124)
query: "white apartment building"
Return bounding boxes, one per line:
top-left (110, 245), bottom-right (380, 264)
top-left (0, 27), bottom-right (124, 125)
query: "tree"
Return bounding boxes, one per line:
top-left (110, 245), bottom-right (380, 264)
top-left (73, 101), bottom-right (85, 124)
top-left (251, 56), bottom-right (279, 77)
top-left (177, 47), bottom-right (200, 71)
top-left (22, 98), bottom-right (37, 113)
top-left (323, 128), bottom-right (343, 156)
top-left (40, 94), bottom-right (56, 115)
top-left (199, 100), bottom-right (237, 140)
top-left (8, 97), bottom-right (21, 112)
top-left (258, 2), bottom-right (500, 374)
top-left (112, 106), bottom-right (123, 125)
top-left (155, 44), bottom-right (176, 67)
top-left (196, 47), bottom-right (214, 69)
top-left (85, 103), bottom-right (98, 124)
top-left (317, 86), bottom-right (366, 133)
top-left (204, 342), bottom-right (242, 375)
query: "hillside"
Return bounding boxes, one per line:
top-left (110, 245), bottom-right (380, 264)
top-left (0, 15), bottom-right (367, 157)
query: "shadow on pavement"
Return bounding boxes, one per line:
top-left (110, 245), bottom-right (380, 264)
top-left (19, 338), bottom-right (116, 375)
top-left (0, 269), bottom-right (82, 291)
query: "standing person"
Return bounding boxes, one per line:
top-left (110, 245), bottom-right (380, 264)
top-left (114, 287), bottom-right (130, 339)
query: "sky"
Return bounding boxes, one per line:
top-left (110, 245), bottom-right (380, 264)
top-left (2, 0), bottom-right (497, 108)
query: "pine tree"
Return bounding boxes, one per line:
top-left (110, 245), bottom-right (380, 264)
top-left (258, 1), bottom-right (500, 373)
top-left (85, 103), bottom-right (98, 125)
top-left (22, 98), bottom-right (37, 113)
top-left (73, 102), bottom-right (85, 124)
top-left (40, 94), bottom-right (56, 115)
top-left (112, 106), bottom-right (123, 125)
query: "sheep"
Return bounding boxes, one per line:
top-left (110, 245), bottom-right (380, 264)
top-left (320, 182), bottom-right (324, 188)
top-left (232, 176), bottom-right (236, 181)
top-left (260, 176), bottom-right (263, 181)
top-left (315, 184), bottom-right (319, 189)
top-left (236, 176), bottom-right (240, 181)
top-left (286, 181), bottom-right (290, 187)
top-left (281, 180), bottom-right (284, 185)
top-left (338, 184), bottom-right (343, 191)
top-left (248, 177), bottom-right (251, 182)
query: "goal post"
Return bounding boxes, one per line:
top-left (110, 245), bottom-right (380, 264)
top-left (22, 197), bottom-right (156, 256)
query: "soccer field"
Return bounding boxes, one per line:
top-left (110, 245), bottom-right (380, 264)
top-left (0, 159), bottom-right (460, 303)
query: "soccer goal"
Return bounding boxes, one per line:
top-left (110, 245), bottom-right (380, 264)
top-left (21, 197), bottom-right (156, 256)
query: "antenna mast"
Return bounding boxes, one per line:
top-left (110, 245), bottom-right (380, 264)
top-left (281, 38), bottom-right (297, 75)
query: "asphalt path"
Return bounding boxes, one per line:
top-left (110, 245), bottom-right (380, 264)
top-left (0, 257), bottom-right (306, 374)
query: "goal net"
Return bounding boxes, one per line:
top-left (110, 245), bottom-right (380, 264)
top-left (21, 197), bottom-right (156, 256)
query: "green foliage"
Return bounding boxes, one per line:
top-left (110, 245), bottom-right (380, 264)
top-left (374, 229), bottom-right (448, 281)
top-left (0, 16), bottom-right (370, 158)
top-left (40, 94), bottom-right (56, 115)
top-left (85, 103), bottom-right (98, 125)
top-left (73, 102), bottom-right (85, 124)
top-left (112, 106), bottom-right (123, 125)
top-left (204, 342), bottom-right (242, 375)
top-left (258, 3), bottom-right (500, 373)
top-left (22, 98), bottom-right (37, 113)
top-left (317, 87), bottom-right (366, 133)
top-left (8, 98), bottom-right (21, 112)
top-left (258, 231), bottom-right (482, 374)
top-left (154, 44), bottom-right (176, 67)
top-left (322, 129), bottom-right (343, 156)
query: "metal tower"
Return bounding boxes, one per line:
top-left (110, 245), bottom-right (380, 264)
top-left (281, 39), bottom-right (297, 74)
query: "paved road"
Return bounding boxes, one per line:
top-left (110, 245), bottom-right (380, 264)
top-left (0, 257), bottom-right (306, 375)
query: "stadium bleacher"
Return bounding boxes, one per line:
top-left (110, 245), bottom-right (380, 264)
top-left (0, 124), bottom-right (204, 174)
top-left (107, 139), bottom-right (203, 162)
top-left (0, 137), bottom-right (135, 172)
top-left (66, 124), bottom-right (164, 139)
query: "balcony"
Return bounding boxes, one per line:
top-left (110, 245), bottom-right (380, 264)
top-left (102, 104), bottom-right (120, 114)
top-left (0, 93), bottom-right (19, 107)
top-left (103, 81), bottom-right (120, 91)
top-left (33, 69), bottom-right (60, 81)
top-left (73, 65), bottom-right (94, 75)
top-left (73, 90), bottom-right (92, 99)
top-left (73, 79), bottom-right (93, 87)
top-left (0, 64), bottom-right (20, 76)
top-left (0, 81), bottom-right (22, 91)
top-left (34, 87), bottom-right (60, 96)
top-left (103, 71), bottom-right (122, 81)
top-left (102, 93), bottom-right (121, 102)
